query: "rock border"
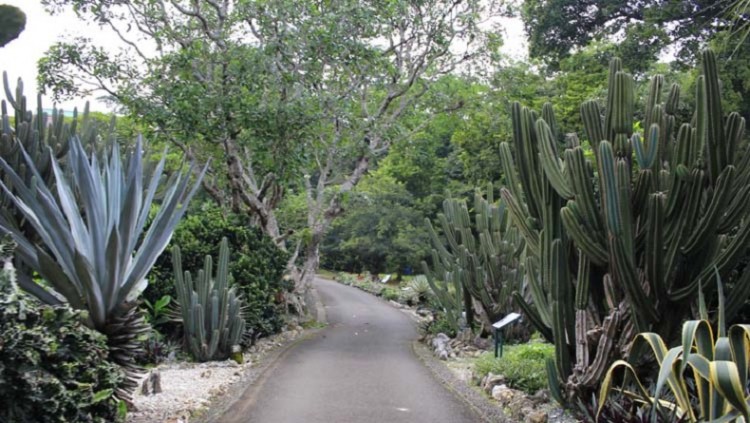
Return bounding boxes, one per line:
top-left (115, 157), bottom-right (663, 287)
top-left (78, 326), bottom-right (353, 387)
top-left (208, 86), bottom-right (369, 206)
top-left (412, 340), bottom-right (513, 423)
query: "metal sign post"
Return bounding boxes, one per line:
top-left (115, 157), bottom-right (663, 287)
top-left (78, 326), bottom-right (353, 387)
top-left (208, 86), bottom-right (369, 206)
top-left (492, 312), bottom-right (521, 358)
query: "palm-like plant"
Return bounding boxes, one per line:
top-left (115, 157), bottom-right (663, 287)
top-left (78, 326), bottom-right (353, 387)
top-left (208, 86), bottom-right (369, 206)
top-left (0, 134), bottom-right (206, 400)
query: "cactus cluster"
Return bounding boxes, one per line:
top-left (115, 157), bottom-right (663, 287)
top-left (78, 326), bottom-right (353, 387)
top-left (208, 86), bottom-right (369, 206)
top-left (501, 49), bottom-right (750, 402)
top-left (173, 237), bottom-right (247, 362)
top-left (423, 184), bottom-right (525, 335)
top-left (0, 72), bottom-right (111, 237)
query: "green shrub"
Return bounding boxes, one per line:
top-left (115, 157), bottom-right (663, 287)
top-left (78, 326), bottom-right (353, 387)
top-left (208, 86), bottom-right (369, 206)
top-left (474, 343), bottom-right (554, 394)
top-left (425, 312), bottom-right (458, 338)
top-left (0, 264), bottom-right (124, 422)
top-left (335, 272), bottom-right (357, 285)
top-left (381, 287), bottom-right (400, 301)
top-left (146, 202), bottom-right (289, 337)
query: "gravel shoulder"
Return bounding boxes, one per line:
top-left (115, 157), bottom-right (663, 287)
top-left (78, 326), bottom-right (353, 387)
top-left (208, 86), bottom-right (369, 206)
top-left (127, 326), bottom-right (322, 423)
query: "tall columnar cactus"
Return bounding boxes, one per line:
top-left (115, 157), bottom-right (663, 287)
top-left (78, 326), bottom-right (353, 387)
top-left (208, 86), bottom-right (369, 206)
top-left (500, 49), bottom-right (750, 403)
top-left (0, 72), bottom-right (107, 237)
top-left (173, 237), bottom-right (247, 362)
top-left (423, 184), bottom-right (526, 335)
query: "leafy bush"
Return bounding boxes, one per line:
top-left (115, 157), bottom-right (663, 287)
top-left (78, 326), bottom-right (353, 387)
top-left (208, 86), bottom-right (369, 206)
top-left (425, 312), bottom-right (458, 338)
top-left (381, 287), bottom-right (400, 301)
top-left (0, 263), bottom-right (124, 422)
top-left (146, 202), bottom-right (289, 337)
top-left (335, 272), bottom-right (357, 285)
top-left (474, 343), bottom-right (554, 394)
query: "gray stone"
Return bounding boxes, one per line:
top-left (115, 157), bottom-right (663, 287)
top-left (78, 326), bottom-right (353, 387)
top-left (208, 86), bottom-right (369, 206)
top-left (525, 410), bottom-right (548, 423)
top-left (481, 372), bottom-right (506, 393)
top-left (491, 384), bottom-right (515, 404)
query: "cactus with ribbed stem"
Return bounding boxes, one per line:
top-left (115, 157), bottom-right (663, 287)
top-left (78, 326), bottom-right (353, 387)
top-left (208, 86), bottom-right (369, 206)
top-left (173, 237), bottom-right (246, 362)
top-left (501, 49), bottom-right (750, 403)
top-left (0, 72), bottom-right (107, 237)
top-left (423, 184), bottom-right (526, 336)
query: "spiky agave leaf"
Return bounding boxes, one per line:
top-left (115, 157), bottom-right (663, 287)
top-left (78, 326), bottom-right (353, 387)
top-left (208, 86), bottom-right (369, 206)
top-left (0, 134), bottom-right (207, 400)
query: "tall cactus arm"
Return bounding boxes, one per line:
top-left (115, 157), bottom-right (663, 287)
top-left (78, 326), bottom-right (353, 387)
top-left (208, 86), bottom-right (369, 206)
top-left (643, 75), bottom-right (664, 133)
top-left (682, 166), bottom-right (735, 257)
top-left (646, 193), bottom-right (667, 303)
top-left (500, 188), bottom-right (540, 256)
top-left (511, 103), bottom-right (544, 218)
top-left (581, 101), bottom-right (605, 155)
top-left (537, 119), bottom-right (574, 199)
top-left (561, 203), bottom-right (608, 266)
top-left (604, 58), bottom-right (624, 140)
top-left (703, 49), bottom-right (727, 184)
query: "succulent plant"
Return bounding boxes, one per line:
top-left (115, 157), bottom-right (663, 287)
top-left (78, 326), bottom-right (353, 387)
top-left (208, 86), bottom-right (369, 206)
top-left (0, 132), bottom-right (206, 401)
top-left (173, 237), bottom-right (247, 362)
top-left (500, 49), bottom-right (750, 403)
top-left (423, 184), bottom-right (525, 334)
top-left (599, 277), bottom-right (750, 422)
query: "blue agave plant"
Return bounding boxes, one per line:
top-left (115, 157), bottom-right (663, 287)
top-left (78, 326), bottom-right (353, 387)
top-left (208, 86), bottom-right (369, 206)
top-left (0, 133), bottom-right (206, 399)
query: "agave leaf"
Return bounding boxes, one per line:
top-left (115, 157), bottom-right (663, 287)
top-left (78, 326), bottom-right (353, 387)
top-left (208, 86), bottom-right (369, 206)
top-left (598, 359), bottom-right (654, 420)
top-left (728, 325), bottom-right (750, 391)
top-left (710, 361), bottom-right (750, 421)
top-left (119, 161), bottom-right (208, 303)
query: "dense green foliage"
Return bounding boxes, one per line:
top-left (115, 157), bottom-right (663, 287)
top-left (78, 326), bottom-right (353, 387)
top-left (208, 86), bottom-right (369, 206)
top-left (516, 0), bottom-right (732, 68)
top-left (474, 343), bottom-right (554, 394)
top-left (0, 263), bottom-right (123, 422)
top-left (321, 174), bottom-right (430, 275)
top-left (147, 202), bottom-right (289, 336)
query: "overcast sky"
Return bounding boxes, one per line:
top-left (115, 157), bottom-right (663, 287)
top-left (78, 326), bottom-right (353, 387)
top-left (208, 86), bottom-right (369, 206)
top-left (0, 1), bottom-right (125, 112)
top-left (0, 1), bottom-right (526, 114)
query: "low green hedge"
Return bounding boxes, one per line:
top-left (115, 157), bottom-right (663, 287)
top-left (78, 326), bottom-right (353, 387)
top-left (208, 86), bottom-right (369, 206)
top-left (474, 342), bottom-right (554, 394)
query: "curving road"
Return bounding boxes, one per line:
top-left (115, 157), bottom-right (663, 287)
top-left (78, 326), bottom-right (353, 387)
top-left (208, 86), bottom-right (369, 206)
top-left (216, 277), bottom-right (480, 423)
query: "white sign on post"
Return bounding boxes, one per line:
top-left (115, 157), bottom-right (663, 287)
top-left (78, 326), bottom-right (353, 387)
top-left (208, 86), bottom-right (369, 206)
top-left (492, 312), bottom-right (521, 330)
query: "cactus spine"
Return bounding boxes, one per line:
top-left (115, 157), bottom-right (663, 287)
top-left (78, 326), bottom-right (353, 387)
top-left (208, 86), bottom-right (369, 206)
top-left (501, 49), bottom-right (750, 403)
top-left (173, 237), bottom-right (246, 362)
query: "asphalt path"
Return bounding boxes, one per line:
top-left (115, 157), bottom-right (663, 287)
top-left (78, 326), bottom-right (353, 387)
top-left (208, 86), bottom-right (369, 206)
top-left (216, 277), bottom-right (480, 423)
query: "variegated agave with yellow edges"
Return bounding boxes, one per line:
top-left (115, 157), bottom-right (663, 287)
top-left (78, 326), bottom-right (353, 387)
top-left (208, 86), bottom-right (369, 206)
top-left (599, 275), bottom-right (750, 422)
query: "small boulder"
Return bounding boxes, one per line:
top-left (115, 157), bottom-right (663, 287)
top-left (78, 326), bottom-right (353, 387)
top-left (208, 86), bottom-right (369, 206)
top-left (481, 373), bottom-right (506, 394)
top-left (525, 410), bottom-right (548, 423)
top-left (491, 384), bottom-right (515, 405)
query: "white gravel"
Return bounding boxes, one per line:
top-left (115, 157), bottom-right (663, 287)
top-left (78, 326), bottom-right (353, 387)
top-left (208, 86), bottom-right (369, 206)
top-left (127, 328), bottom-right (305, 423)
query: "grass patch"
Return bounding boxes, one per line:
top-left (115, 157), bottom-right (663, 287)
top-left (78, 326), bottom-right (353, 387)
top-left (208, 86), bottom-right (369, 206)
top-left (317, 269), bottom-right (337, 279)
top-left (301, 319), bottom-right (327, 329)
top-left (474, 342), bottom-right (554, 394)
